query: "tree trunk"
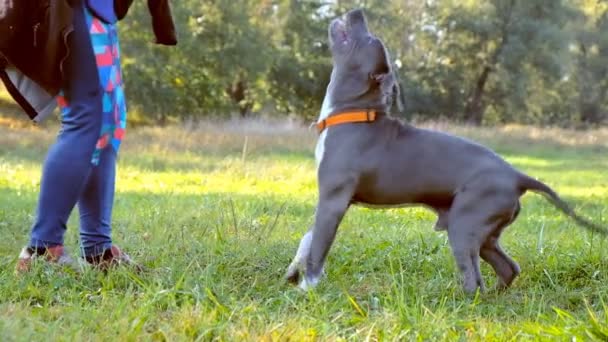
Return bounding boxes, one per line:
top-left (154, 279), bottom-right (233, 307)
top-left (463, 0), bottom-right (515, 125)
top-left (226, 79), bottom-right (253, 117)
top-left (577, 42), bottom-right (607, 125)
top-left (465, 66), bottom-right (492, 124)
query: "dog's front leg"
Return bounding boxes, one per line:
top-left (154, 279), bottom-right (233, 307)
top-left (300, 187), bottom-right (353, 290)
top-left (285, 193), bottom-right (352, 290)
top-left (285, 224), bottom-right (314, 285)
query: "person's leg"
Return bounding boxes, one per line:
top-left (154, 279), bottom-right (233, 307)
top-left (78, 147), bottom-right (115, 257)
top-left (77, 6), bottom-right (133, 267)
top-left (79, 147), bottom-right (133, 268)
top-left (25, 0), bottom-right (102, 254)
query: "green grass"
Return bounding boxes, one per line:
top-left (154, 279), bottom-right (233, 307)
top-left (1, 119), bottom-right (608, 341)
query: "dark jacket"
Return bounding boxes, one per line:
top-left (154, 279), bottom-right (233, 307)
top-left (0, 0), bottom-right (177, 121)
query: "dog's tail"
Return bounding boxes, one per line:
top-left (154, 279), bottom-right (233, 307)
top-left (518, 174), bottom-right (607, 235)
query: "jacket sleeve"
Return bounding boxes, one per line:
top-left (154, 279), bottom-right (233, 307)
top-left (114, 0), bottom-right (134, 20)
top-left (147, 0), bottom-right (177, 46)
top-left (114, 0), bottom-right (177, 46)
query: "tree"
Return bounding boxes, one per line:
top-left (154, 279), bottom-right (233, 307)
top-left (569, 0), bottom-right (608, 125)
top-left (266, 0), bottom-right (332, 120)
top-left (430, 0), bottom-right (575, 124)
top-left (119, 0), bottom-right (275, 120)
top-left (109, 0), bottom-right (606, 126)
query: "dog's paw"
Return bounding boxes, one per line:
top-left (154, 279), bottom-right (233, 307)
top-left (298, 274), bottom-right (321, 291)
top-left (433, 224), bottom-right (447, 232)
top-left (285, 266), bottom-right (301, 285)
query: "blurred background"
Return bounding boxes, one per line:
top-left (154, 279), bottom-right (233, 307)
top-left (4, 0), bottom-right (608, 127)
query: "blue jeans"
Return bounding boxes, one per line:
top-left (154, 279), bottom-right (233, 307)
top-left (29, 1), bottom-right (116, 257)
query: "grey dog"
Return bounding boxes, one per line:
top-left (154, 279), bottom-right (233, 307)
top-left (285, 9), bottom-right (605, 294)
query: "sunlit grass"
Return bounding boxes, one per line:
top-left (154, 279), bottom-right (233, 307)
top-left (1, 119), bottom-right (608, 340)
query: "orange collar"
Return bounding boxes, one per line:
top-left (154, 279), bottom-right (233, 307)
top-left (315, 110), bottom-right (378, 133)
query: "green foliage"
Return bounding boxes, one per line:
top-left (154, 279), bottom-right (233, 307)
top-left (265, 0), bottom-right (332, 120)
top-left (117, 0), bottom-right (607, 125)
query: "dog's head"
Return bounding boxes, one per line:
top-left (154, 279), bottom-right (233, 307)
top-left (328, 9), bottom-right (399, 111)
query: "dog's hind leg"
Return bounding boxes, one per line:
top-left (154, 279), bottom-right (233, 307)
top-left (449, 189), bottom-right (522, 293)
top-left (447, 223), bottom-right (486, 294)
top-left (480, 236), bottom-right (520, 289)
top-left (446, 189), bottom-right (513, 294)
top-left (480, 201), bottom-right (521, 289)
top-left (446, 195), bottom-right (489, 293)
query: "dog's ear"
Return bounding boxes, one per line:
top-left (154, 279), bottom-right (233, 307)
top-left (393, 81), bottom-right (404, 112)
top-left (371, 72), bottom-right (404, 112)
top-left (390, 73), bottom-right (405, 112)
top-left (371, 72), bottom-right (395, 95)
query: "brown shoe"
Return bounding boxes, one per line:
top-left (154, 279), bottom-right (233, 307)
top-left (16, 245), bottom-right (75, 273)
top-left (85, 245), bottom-right (139, 271)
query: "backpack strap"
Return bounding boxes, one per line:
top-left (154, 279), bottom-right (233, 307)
top-left (0, 54), bottom-right (38, 121)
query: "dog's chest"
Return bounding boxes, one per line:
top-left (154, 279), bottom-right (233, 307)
top-left (315, 90), bottom-right (334, 167)
top-left (315, 131), bottom-right (327, 167)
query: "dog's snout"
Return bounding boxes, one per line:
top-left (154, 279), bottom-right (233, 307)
top-left (346, 9), bottom-right (365, 22)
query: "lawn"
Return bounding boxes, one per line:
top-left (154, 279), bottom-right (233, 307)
top-left (1, 116), bottom-right (608, 341)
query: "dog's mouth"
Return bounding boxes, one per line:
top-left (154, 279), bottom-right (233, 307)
top-left (330, 18), bottom-right (350, 46)
top-left (329, 9), bottom-right (370, 49)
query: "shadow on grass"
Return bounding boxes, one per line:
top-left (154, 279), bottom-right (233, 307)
top-left (122, 149), bottom-right (314, 173)
top-left (2, 143), bottom-right (603, 179)
top-left (482, 138), bottom-right (608, 157)
top-left (0, 138), bottom-right (315, 173)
